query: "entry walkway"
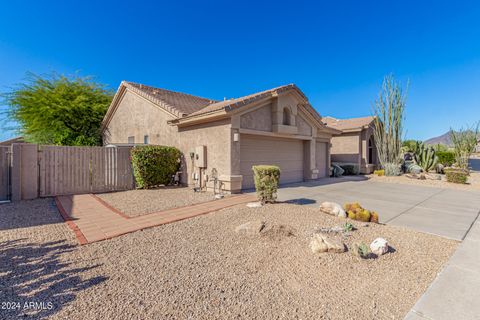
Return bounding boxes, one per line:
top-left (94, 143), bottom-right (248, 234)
top-left (56, 193), bottom-right (256, 244)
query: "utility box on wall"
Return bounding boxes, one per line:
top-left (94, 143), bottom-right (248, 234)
top-left (195, 145), bottom-right (207, 168)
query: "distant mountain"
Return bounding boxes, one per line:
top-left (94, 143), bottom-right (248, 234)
top-left (424, 131), bottom-right (453, 146)
top-left (424, 130), bottom-right (480, 146)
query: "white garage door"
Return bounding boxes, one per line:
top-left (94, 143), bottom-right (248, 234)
top-left (240, 135), bottom-right (304, 189)
top-left (316, 142), bottom-right (328, 178)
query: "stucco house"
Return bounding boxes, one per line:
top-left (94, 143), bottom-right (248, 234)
top-left (324, 116), bottom-right (378, 174)
top-left (102, 81), bottom-right (340, 192)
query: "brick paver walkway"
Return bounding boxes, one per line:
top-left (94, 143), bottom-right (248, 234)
top-left (55, 193), bottom-right (256, 245)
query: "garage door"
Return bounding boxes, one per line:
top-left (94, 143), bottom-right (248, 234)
top-left (240, 135), bottom-right (304, 189)
top-left (316, 142), bottom-right (328, 177)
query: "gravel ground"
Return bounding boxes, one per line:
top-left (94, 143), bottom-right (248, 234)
top-left (367, 171), bottom-right (480, 191)
top-left (96, 187), bottom-right (224, 217)
top-left (0, 198), bottom-right (457, 320)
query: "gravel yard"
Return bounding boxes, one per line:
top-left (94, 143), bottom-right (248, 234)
top-left (1, 198), bottom-right (457, 319)
top-left (367, 171), bottom-right (480, 191)
top-left (96, 187), bottom-right (223, 217)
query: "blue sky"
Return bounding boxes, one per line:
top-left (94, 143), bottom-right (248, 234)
top-left (1, 0), bottom-right (479, 141)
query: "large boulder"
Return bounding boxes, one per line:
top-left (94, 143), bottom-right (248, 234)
top-left (370, 238), bottom-right (389, 256)
top-left (319, 202), bottom-right (347, 218)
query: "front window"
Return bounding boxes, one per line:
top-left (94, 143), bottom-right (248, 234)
top-left (144, 135), bottom-right (149, 144)
top-left (128, 136), bottom-right (135, 144)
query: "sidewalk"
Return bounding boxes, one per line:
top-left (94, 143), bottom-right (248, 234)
top-left (56, 193), bottom-right (256, 245)
top-left (405, 211), bottom-right (480, 319)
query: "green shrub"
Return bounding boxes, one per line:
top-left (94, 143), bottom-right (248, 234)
top-left (444, 168), bottom-right (468, 184)
top-left (253, 165), bottom-right (281, 203)
top-left (340, 164), bottom-right (357, 175)
top-left (436, 151), bottom-right (456, 166)
top-left (131, 145), bottom-right (181, 189)
top-left (373, 169), bottom-right (385, 176)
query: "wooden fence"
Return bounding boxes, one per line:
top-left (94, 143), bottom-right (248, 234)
top-left (0, 146), bottom-right (10, 201)
top-left (39, 145), bottom-right (134, 197)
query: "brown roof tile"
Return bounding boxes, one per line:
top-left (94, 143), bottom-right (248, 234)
top-left (125, 82), bottom-right (217, 116)
top-left (186, 84), bottom-right (304, 117)
top-left (323, 116), bottom-right (375, 131)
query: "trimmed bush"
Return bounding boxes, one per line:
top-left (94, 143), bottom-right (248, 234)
top-left (253, 165), bottom-right (281, 203)
top-left (373, 169), bottom-right (384, 176)
top-left (340, 164), bottom-right (357, 175)
top-left (444, 168), bottom-right (468, 184)
top-left (436, 151), bottom-right (456, 166)
top-left (131, 145), bottom-right (181, 189)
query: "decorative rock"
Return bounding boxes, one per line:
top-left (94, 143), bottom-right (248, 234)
top-left (235, 220), bottom-right (266, 236)
top-left (214, 194), bottom-right (224, 199)
top-left (319, 202), bottom-right (346, 218)
top-left (310, 233), bottom-right (345, 254)
top-left (310, 234), bottom-right (328, 253)
top-left (370, 238), bottom-right (389, 256)
top-left (246, 202), bottom-right (262, 208)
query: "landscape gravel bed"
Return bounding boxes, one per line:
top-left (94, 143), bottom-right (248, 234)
top-left (96, 187), bottom-right (224, 217)
top-left (367, 171), bottom-right (480, 191)
top-left (1, 198), bottom-right (457, 319)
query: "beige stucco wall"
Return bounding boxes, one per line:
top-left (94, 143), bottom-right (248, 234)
top-left (330, 126), bottom-right (378, 174)
top-left (330, 133), bottom-right (361, 164)
top-left (240, 103), bottom-right (272, 131)
top-left (104, 90), bottom-right (232, 187)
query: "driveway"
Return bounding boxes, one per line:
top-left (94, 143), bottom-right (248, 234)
top-left (277, 177), bottom-right (480, 241)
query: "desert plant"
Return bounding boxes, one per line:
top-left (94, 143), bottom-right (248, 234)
top-left (373, 169), bottom-right (385, 176)
top-left (402, 140), bottom-right (421, 153)
top-left (436, 151), bottom-right (456, 166)
top-left (372, 75), bottom-right (407, 176)
top-left (356, 209), bottom-right (371, 222)
top-left (252, 165), bottom-right (281, 203)
top-left (343, 222), bottom-right (354, 232)
top-left (413, 142), bottom-right (438, 172)
top-left (406, 163), bottom-right (422, 174)
top-left (331, 164), bottom-right (344, 177)
top-left (352, 243), bottom-right (371, 259)
top-left (370, 211), bottom-right (379, 223)
top-left (444, 168), bottom-right (468, 184)
top-left (344, 203), bottom-right (380, 223)
top-left (450, 123), bottom-right (479, 171)
top-left (131, 145), bottom-right (182, 189)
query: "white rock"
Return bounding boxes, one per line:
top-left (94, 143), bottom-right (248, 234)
top-left (246, 202), bottom-right (262, 208)
top-left (310, 234), bottom-right (328, 253)
top-left (310, 233), bottom-right (345, 254)
top-left (319, 201), bottom-right (346, 218)
top-left (370, 238), bottom-right (389, 256)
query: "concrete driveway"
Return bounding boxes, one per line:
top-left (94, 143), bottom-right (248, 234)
top-left (277, 177), bottom-right (480, 241)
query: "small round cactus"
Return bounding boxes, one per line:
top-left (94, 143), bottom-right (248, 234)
top-left (370, 211), bottom-right (379, 223)
top-left (356, 209), bottom-right (371, 222)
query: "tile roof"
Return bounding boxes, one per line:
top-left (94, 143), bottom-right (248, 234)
top-left (124, 82), bottom-right (217, 117)
top-left (186, 84), bottom-right (304, 117)
top-left (323, 116), bottom-right (375, 131)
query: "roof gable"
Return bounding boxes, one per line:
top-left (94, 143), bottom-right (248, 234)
top-left (125, 82), bottom-right (216, 116)
top-left (324, 116), bottom-right (375, 131)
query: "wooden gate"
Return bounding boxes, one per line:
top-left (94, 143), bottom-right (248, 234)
top-left (39, 146), bottom-right (134, 197)
top-left (0, 146), bottom-right (10, 201)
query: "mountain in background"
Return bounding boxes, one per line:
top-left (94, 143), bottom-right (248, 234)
top-left (424, 131), bottom-right (453, 146)
top-left (424, 130), bottom-right (480, 146)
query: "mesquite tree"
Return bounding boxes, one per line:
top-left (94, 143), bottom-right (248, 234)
top-left (450, 123), bottom-right (479, 171)
top-left (372, 75), bottom-right (407, 176)
top-left (2, 72), bottom-right (113, 146)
